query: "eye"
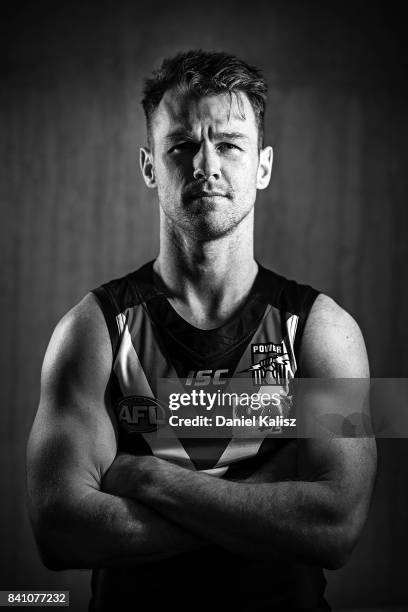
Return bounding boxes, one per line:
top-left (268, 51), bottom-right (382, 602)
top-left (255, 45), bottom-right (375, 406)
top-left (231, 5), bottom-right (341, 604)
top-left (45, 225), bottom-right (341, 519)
top-left (216, 142), bottom-right (241, 153)
top-left (168, 142), bottom-right (197, 154)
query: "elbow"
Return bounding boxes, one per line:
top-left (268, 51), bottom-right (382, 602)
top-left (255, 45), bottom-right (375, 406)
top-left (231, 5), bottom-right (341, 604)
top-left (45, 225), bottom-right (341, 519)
top-left (39, 548), bottom-right (71, 572)
top-left (28, 492), bottom-right (98, 570)
top-left (319, 489), bottom-right (372, 570)
top-left (36, 536), bottom-right (89, 571)
top-left (31, 516), bottom-right (87, 571)
top-left (29, 506), bottom-right (65, 570)
top-left (323, 546), bottom-right (351, 571)
top-left (34, 527), bottom-right (76, 571)
top-left (322, 520), bottom-right (361, 570)
top-left (32, 528), bottom-right (71, 571)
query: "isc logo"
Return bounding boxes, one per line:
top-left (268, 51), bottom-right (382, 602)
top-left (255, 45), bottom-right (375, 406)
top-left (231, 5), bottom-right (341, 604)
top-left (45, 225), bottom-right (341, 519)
top-left (185, 369), bottom-right (229, 386)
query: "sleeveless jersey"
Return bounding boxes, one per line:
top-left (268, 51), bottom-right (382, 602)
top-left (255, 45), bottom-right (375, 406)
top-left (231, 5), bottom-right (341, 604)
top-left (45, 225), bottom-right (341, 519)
top-left (89, 261), bottom-right (330, 611)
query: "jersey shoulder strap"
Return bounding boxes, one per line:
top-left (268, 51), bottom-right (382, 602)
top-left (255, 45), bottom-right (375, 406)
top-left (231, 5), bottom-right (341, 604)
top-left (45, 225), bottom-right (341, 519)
top-left (255, 264), bottom-right (319, 362)
top-left (91, 261), bottom-right (154, 359)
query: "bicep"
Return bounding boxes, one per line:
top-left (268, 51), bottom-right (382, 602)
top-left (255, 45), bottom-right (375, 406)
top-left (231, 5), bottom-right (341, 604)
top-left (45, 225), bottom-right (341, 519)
top-left (296, 294), bottom-right (377, 519)
top-left (27, 294), bottom-right (117, 520)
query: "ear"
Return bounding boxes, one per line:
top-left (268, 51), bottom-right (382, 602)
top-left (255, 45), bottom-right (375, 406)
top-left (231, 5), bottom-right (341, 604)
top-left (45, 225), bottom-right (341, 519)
top-left (256, 146), bottom-right (273, 190)
top-left (140, 147), bottom-right (156, 189)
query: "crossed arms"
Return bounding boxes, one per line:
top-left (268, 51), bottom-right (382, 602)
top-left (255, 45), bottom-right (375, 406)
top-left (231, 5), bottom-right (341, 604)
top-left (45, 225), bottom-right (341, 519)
top-left (26, 292), bottom-right (377, 571)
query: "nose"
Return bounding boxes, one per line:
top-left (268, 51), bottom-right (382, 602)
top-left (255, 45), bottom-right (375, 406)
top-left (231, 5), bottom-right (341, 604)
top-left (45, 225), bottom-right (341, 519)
top-left (193, 143), bottom-right (221, 181)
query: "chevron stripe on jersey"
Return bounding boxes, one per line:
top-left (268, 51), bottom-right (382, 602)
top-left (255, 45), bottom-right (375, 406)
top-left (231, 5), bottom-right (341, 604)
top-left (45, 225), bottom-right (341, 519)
top-left (92, 260), bottom-right (319, 476)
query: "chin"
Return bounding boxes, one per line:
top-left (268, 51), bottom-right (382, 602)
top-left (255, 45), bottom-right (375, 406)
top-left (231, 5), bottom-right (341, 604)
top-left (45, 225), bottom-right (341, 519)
top-left (185, 218), bottom-right (242, 241)
top-left (162, 202), bottom-right (254, 241)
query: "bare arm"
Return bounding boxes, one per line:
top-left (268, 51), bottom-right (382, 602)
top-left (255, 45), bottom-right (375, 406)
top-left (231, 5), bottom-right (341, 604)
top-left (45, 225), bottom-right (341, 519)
top-left (102, 295), bottom-right (377, 569)
top-left (26, 294), bottom-right (204, 570)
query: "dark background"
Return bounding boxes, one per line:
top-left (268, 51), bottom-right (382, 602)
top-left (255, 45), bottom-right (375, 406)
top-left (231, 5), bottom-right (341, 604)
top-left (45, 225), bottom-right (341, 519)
top-left (1, 1), bottom-right (407, 610)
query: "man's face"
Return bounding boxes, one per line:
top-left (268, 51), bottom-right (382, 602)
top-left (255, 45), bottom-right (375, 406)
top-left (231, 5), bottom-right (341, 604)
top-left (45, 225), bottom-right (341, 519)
top-left (141, 88), bottom-right (272, 240)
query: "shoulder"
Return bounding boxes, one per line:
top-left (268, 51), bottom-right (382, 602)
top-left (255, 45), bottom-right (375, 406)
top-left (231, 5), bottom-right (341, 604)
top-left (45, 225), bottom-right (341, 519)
top-left (47, 292), bottom-right (110, 357)
top-left (41, 293), bottom-right (112, 393)
top-left (299, 293), bottom-right (369, 378)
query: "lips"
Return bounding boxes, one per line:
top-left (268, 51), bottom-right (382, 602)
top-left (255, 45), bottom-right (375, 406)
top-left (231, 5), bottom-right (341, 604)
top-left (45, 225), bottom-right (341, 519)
top-left (190, 192), bottom-right (226, 198)
top-left (183, 186), bottom-right (231, 203)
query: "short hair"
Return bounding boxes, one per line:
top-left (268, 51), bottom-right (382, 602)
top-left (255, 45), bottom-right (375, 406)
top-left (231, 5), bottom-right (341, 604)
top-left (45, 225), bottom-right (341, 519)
top-left (142, 50), bottom-right (268, 148)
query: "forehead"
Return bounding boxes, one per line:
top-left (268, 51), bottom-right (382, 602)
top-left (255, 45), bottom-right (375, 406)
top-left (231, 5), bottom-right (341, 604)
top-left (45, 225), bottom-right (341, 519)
top-left (150, 88), bottom-right (258, 140)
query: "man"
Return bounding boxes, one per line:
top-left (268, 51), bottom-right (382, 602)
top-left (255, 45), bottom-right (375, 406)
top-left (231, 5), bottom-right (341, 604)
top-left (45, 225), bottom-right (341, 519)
top-left (27, 50), bottom-right (376, 610)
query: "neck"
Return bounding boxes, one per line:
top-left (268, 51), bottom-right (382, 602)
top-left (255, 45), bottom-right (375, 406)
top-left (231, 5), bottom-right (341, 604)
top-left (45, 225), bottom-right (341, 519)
top-left (154, 211), bottom-right (258, 329)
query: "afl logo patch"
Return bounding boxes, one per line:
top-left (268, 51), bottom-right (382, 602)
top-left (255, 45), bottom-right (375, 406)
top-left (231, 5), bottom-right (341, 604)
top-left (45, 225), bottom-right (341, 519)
top-left (116, 396), bottom-right (167, 433)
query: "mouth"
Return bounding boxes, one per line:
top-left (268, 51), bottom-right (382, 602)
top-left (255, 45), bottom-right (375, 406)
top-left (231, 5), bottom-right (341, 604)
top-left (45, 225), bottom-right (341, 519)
top-left (189, 192), bottom-right (227, 199)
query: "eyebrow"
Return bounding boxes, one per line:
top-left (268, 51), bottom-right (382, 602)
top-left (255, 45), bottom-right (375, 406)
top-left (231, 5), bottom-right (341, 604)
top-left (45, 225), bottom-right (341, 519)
top-left (164, 130), bottom-right (194, 143)
top-left (214, 131), bottom-right (249, 141)
top-left (164, 130), bottom-right (250, 143)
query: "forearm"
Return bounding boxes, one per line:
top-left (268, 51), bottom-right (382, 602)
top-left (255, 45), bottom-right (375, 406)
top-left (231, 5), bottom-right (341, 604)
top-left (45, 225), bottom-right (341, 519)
top-left (120, 456), bottom-right (349, 568)
top-left (34, 486), bottom-right (204, 570)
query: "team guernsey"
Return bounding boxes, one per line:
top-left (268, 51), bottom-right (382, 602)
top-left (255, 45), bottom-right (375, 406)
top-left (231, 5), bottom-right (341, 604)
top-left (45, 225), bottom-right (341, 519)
top-left (89, 261), bottom-right (329, 611)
